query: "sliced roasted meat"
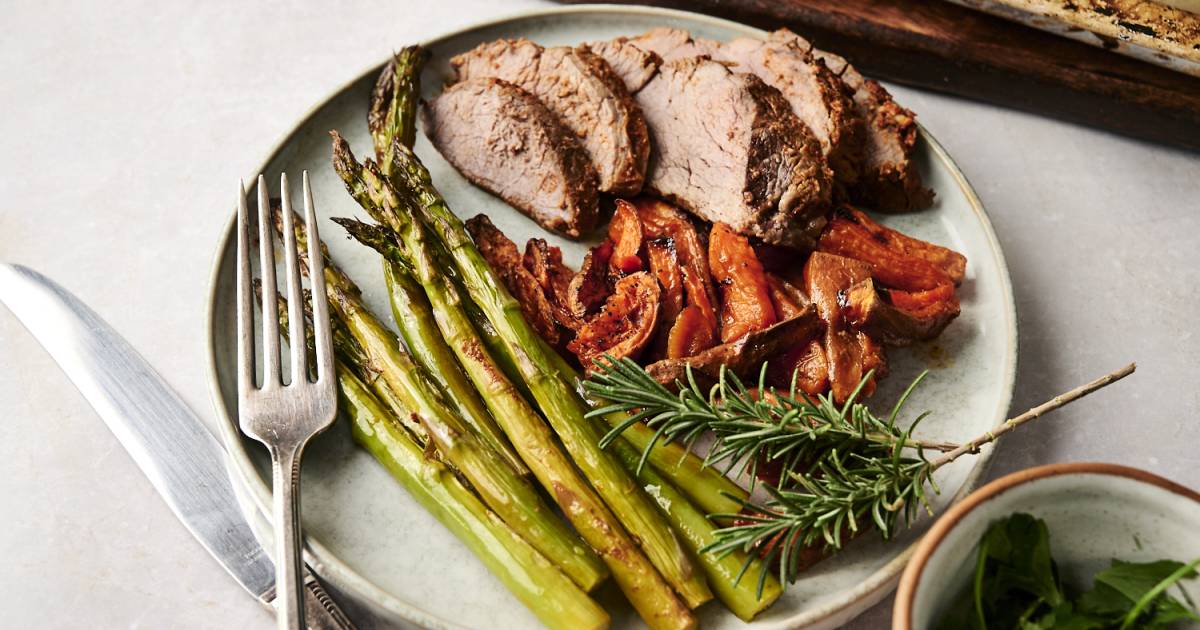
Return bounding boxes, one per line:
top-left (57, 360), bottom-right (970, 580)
top-left (785, 32), bottom-right (933, 211)
top-left (627, 27), bottom-right (717, 59)
top-left (608, 199), bottom-right (644, 274)
top-left (645, 307), bottom-right (822, 388)
top-left (634, 57), bottom-right (833, 249)
top-left (631, 198), bottom-right (719, 357)
top-left (466, 214), bottom-right (563, 345)
top-left (422, 78), bottom-right (599, 238)
top-left (709, 223), bottom-right (778, 343)
top-left (568, 272), bottom-right (661, 370)
top-left (584, 39), bottom-right (661, 94)
top-left (843, 278), bottom-right (960, 345)
top-left (630, 28), bottom-right (863, 191)
top-left (817, 212), bottom-right (958, 291)
top-left (804, 252), bottom-right (885, 403)
top-left (451, 39), bottom-right (650, 196)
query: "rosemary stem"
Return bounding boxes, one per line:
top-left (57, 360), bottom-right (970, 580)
top-left (890, 436), bottom-right (959, 452)
top-left (930, 363), bottom-right (1136, 469)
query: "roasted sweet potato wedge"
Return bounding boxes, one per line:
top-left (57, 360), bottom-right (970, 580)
top-left (568, 272), bottom-right (661, 371)
top-left (525, 238), bottom-right (581, 331)
top-left (646, 307), bottom-right (822, 388)
top-left (767, 337), bottom-right (828, 395)
top-left (566, 240), bottom-right (614, 319)
top-left (631, 197), bottom-right (719, 356)
top-left (664, 304), bottom-right (716, 360)
top-left (844, 278), bottom-right (960, 345)
top-left (804, 252), bottom-right (883, 403)
top-left (710, 223), bottom-right (778, 343)
top-left (467, 214), bottom-right (563, 346)
top-left (818, 214), bottom-right (955, 291)
top-left (766, 273), bottom-right (809, 320)
top-left (843, 207), bottom-right (965, 284)
top-left (888, 284), bottom-right (957, 318)
top-left (646, 239), bottom-right (684, 322)
top-left (646, 237), bottom-right (684, 358)
top-left (609, 199), bottom-right (644, 274)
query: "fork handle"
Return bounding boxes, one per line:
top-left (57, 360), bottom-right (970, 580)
top-left (272, 444), bottom-right (306, 630)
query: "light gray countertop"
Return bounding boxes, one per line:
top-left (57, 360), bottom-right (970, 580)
top-left (1, 1), bottom-right (1196, 628)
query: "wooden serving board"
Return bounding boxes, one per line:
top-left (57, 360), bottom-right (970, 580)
top-left (559, 0), bottom-right (1200, 152)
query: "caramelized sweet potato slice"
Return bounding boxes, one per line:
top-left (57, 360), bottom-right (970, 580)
top-left (645, 237), bottom-right (684, 358)
top-left (568, 272), bottom-right (661, 371)
top-left (646, 239), bottom-right (684, 322)
top-left (843, 207), bottom-right (966, 284)
top-left (632, 197), bottom-right (718, 355)
top-left (647, 307), bottom-right (822, 388)
top-left (664, 304), bottom-right (715, 359)
top-left (710, 223), bottom-right (778, 343)
top-left (804, 252), bottom-right (881, 403)
top-left (888, 284), bottom-right (957, 318)
top-left (524, 239), bottom-right (573, 296)
top-left (524, 238), bottom-right (581, 331)
top-left (767, 338), bottom-right (828, 396)
top-left (793, 338), bottom-right (830, 395)
top-left (467, 214), bottom-right (562, 346)
top-left (609, 199), bottom-right (644, 274)
top-left (843, 278), bottom-right (960, 345)
top-left (766, 273), bottom-right (809, 320)
top-left (567, 240), bottom-right (614, 319)
top-left (818, 215), bottom-right (954, 291)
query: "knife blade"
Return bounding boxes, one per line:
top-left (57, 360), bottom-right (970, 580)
top-left (0, 263), bottom-right (354, 629)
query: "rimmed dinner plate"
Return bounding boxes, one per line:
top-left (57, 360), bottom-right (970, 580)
top-left (205, 5), bottom-right (1018, 628)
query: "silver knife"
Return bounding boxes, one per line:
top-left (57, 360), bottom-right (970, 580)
top-left (0, 263), bottom-right (355, 629)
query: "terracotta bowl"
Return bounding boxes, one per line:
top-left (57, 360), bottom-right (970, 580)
top-left (893, 462), bottom-right (1200, 629)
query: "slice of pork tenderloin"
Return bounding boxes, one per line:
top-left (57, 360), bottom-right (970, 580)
top-left (626, 28), bottom-right (863, 196)
top-left (636, 56), bottom-right (834, 250)
top-left (584, 38), bottom-right (661, 94)
top-left (422, 78), bottom-right (600, 238)
top-left (628, 27), bottom-right (718, 60)
top-left (770, 29), bottom-right (934, 211)
top-left (450, 38), bottom-right (649, 197)
top-left (724, 33), bottom-right (864, 190)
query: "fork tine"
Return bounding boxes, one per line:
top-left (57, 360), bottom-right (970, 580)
top-left (236, 181), bottom-right (256, 395)
top-left (256, 174), bottom-right (282, 388)
top-left (302, 171), bottom-right (335, 385)
top-left (279, 173), bottom-right (308, 384)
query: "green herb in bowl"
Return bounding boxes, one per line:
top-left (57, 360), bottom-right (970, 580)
top-left (938, 513), bottom-right (1200, 629)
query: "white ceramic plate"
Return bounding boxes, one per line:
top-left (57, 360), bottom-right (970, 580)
top-left (205, 6), bottom-right (1018, 629)
top-left (894, 463), bottom-right (1200, 629)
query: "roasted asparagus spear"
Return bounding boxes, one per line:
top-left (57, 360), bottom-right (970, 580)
top-left (382, 249), bottom-right (529, 477)
top-left (264, 288), bottom-right (608, 630)
top-left (330, 140), bottom-right (698, 630)
top-left (341, 363), bottom-right (609, 630)
top-left (271, 207), bottom-right (604, 593)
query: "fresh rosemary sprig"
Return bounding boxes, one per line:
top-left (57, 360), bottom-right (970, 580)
top-left (587, 356), bottom-right (951, 489)
top-left (585, 357), bottom-right (1136, 592)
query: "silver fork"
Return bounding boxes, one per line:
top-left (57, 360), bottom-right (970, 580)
top-left (236, 172), bottom-right (337, 630)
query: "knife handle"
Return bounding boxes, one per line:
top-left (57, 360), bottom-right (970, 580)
top-left (302, 571), bottom-right (356, 630)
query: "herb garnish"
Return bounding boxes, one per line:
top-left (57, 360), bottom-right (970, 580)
top-left (938, 513), bottom-right (1200, 630)
top-left (586, 357), bottom-right (1136, 591)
